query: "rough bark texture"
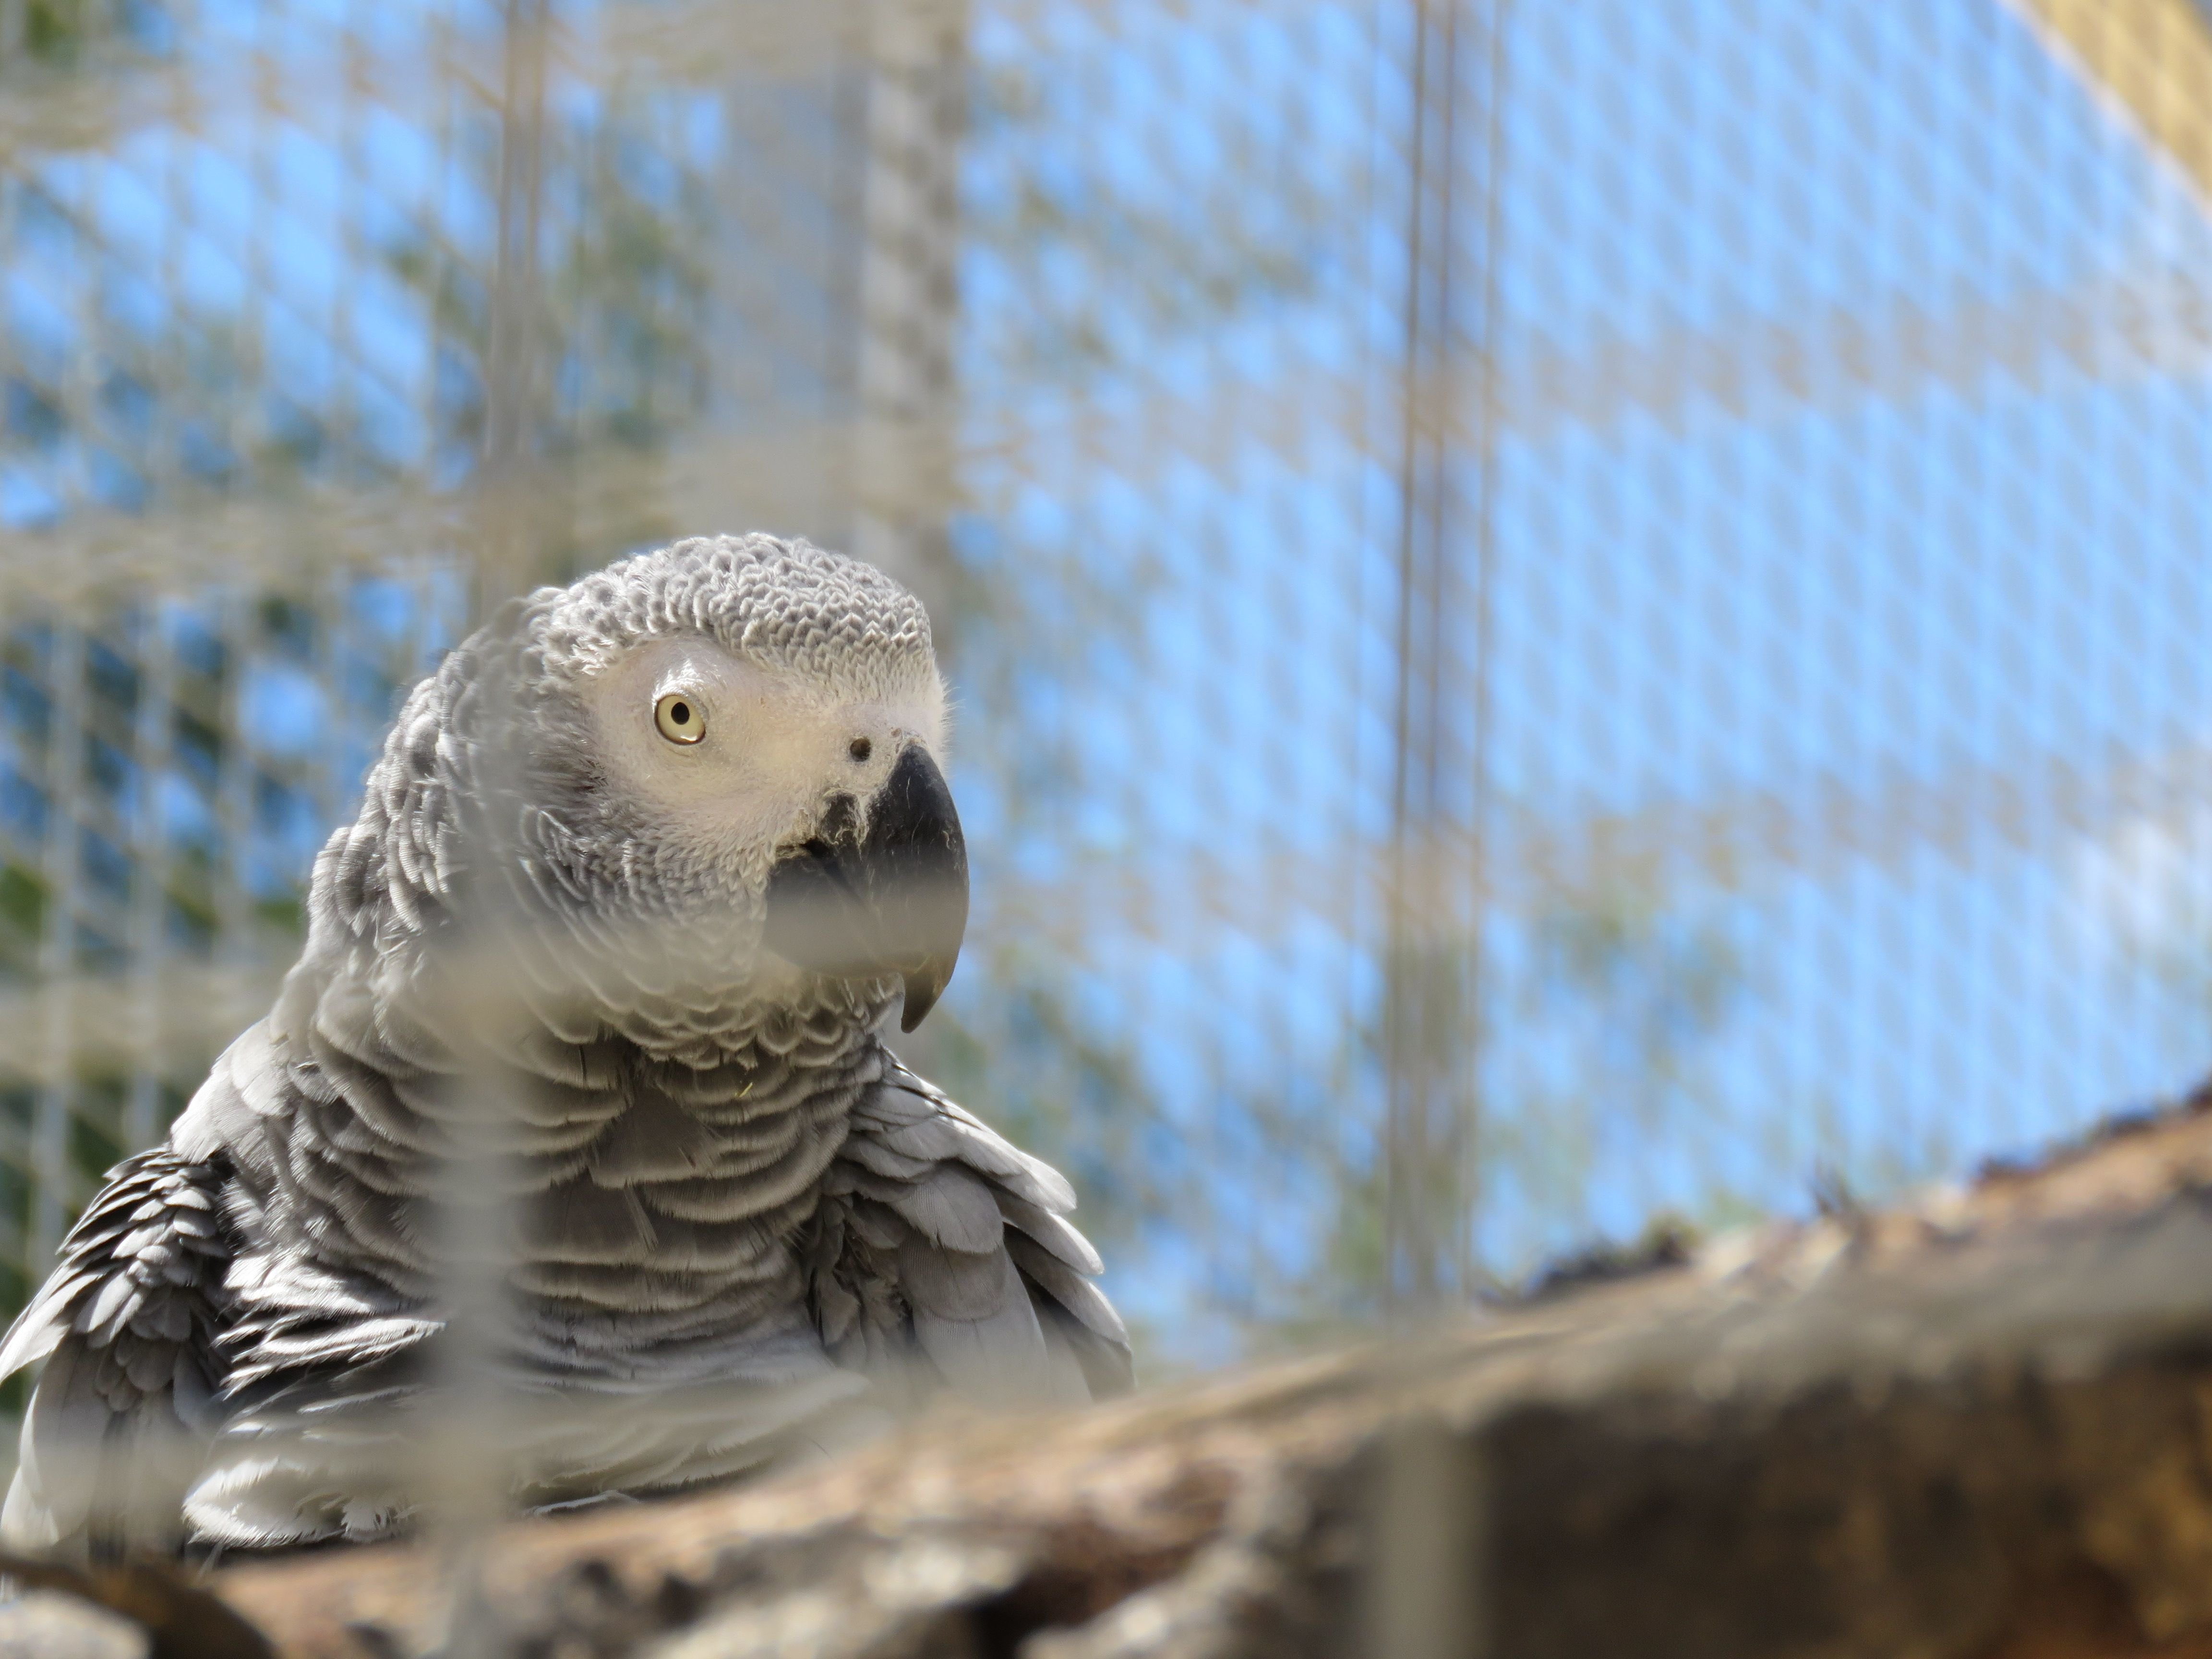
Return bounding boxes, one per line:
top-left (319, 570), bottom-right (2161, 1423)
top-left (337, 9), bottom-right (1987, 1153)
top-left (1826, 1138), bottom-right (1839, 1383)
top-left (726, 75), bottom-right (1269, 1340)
top-left (40, 1094), bottom-right (2212, 1658)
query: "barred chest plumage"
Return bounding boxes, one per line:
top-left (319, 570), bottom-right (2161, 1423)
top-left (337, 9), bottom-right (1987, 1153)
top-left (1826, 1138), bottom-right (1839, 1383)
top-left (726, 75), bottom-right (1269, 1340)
top-left (216, 957), bottom-right (895, 1394)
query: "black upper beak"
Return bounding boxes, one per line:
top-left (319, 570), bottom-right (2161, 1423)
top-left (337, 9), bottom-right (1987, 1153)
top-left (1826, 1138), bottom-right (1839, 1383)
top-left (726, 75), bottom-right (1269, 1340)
top-left (761, 744), bottom-right (969, 1033)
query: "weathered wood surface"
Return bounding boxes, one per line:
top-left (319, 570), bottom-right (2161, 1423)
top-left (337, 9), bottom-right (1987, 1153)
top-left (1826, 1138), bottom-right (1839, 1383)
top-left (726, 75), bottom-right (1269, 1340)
top-left (140, 1092), bottom-right (2212, 1655)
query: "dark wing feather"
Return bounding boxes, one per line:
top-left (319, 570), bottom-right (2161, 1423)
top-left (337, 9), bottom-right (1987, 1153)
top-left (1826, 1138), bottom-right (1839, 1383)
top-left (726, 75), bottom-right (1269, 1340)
top-left (0, 1149), bottom-right (230, 1560)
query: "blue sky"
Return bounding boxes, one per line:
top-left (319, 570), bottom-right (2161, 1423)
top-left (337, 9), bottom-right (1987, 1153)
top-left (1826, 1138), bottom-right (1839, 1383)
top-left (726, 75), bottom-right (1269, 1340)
top-left (949, 0), bottom-right (2212, 1346)
top-left (1468, 0), bottom-right (2212, 1246)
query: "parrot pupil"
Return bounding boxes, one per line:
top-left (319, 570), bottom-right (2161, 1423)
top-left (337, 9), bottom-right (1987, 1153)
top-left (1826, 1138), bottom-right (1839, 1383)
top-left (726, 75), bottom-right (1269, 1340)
top-left (849, 737), bottom-right (872, 762)
top-left (671, 702), bottom-right (689, 724)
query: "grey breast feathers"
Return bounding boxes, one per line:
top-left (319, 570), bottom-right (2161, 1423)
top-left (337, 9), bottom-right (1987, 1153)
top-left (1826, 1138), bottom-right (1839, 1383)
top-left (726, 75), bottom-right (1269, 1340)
top-left (0, 1149), bottom-right (230, 1557)
top-left (811, 1059), bottom-right (1133, 1405)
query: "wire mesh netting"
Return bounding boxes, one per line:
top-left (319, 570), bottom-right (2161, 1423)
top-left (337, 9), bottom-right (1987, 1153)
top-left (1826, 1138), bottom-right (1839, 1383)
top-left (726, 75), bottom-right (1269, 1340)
top-left (2, 0), bottom-right (2212, 1384)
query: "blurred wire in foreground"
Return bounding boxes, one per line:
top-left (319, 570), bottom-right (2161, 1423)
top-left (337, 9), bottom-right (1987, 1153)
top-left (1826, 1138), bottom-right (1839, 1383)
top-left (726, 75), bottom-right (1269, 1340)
top-left (0, 0), bottom-right (2210, 1387)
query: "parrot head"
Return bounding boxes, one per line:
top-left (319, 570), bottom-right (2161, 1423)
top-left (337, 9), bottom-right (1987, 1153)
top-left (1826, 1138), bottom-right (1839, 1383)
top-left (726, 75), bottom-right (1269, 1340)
top-left (461, 534), bottom-right (967, 1037)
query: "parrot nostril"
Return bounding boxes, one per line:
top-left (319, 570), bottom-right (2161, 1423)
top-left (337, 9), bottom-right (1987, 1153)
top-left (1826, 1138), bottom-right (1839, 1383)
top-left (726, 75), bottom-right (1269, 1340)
top-left (849, 736), bottom-right (872, 763)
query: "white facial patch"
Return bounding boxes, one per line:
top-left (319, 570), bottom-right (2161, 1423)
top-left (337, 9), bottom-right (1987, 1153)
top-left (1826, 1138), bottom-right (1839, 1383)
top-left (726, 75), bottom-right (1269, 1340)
top-left (581, 635), bottom-right (949, 869)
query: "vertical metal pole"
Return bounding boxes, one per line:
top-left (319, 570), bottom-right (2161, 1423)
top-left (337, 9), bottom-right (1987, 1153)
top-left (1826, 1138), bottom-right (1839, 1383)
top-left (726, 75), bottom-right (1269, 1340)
top-left (852, 0), bottom-right (970, 648)
top-left (480, 0), bottom-right (551, 611)
top-left (126, 604), bottom-right (177, 1154)
top-left (33, 624), bottom-right (86, 1270)
top-left (1368, 1417), bottom-right (1486, 1659)
top-left (1380, 0), bottom-right (1510, 1313)
top-left (431, 3), bottom-right (556, 1641)
top-left (30, 120), bottom-right (116, 1265)
top-left (1456, 2), bottom-right (1511, 1300)
top-left (1382, 0), bottom-right (1470, 1313)
top-left (214, 592), bottom-right (254, 971)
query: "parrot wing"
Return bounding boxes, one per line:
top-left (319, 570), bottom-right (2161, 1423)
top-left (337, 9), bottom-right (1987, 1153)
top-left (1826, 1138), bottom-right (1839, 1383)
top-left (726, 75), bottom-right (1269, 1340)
top-left (0, 1146), bottom-right (230, 1561)
top-left (810, 1056), bottom-right (1133, 1405)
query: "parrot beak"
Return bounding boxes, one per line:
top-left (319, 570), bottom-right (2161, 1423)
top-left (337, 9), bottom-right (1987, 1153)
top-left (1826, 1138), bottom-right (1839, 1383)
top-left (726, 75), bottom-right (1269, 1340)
top-left (762, 743), bottom-right (970, 1032)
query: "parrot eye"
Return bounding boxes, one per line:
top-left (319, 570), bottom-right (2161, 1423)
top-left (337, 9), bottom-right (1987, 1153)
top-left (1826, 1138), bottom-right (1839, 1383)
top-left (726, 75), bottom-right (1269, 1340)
top-left (848, 736), bottom-right (872, 763)
top-left (653, 692), bottom-right (705, 745)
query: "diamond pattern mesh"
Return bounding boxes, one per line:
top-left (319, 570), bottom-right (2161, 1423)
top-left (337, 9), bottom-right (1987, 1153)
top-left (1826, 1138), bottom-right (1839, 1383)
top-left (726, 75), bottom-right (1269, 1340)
top-left (2, 0), bottom-right (2210, 1369)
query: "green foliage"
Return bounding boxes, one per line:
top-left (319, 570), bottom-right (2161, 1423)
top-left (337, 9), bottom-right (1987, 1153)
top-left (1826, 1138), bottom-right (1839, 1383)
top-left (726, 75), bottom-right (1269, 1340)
top-left (23, 0), bottom-right (177, 67)
top-left (380, 106), bottom-right (715, 478)
top-left (252, 893), bottom-right (305, 938)
top-left (1316, 878), bottom-right (1752, 1308)
top-left (550, 139), bottom-right (715, 452)
top-left (0, 863), bottom-right (47, 981)
top-left (68, 1072), bottom-right (123, 1187)
top-left (965, 59), bottom-right (1345, 390)
top-left (163, 849), bottom-right (220, 955)
top-left (22, 0), bottom-right (101, 65)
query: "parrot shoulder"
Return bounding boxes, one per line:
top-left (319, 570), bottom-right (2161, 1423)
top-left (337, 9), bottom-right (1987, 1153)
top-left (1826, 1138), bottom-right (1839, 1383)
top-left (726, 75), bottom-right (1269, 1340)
top-left (812, 1056), bottom-right (1133, 1404)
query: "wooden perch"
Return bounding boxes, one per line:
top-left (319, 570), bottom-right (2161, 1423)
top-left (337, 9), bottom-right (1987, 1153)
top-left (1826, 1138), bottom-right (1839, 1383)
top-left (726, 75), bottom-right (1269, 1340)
top-left (46, 1094), bottom-right (2212, 1658)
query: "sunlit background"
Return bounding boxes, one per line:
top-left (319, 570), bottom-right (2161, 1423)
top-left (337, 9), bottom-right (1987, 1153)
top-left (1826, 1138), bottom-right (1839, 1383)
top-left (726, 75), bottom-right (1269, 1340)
top-left (2, 0), bottom-right (2211, 1376)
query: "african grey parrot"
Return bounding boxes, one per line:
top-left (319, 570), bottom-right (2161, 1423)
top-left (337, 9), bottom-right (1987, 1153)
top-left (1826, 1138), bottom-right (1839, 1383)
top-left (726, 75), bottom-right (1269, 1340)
top-left (0, 534), bottom-right (1129, 1560)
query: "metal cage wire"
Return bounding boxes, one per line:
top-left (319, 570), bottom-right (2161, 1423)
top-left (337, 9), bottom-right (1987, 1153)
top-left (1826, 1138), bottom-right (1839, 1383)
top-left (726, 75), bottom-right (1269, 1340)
top-left (0, 0), bottom-right (2210, 1370)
